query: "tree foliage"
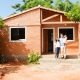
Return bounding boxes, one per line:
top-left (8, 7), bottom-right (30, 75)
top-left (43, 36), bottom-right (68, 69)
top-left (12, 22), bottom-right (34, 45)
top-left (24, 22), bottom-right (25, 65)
top-left (12, 0), bottom-right (54, 11)
top-left (54, 0), bottom-right (73, 12)
top-left (12, 0), bottom-right (80, 22)
top-left (0, 18), bottom-right (4, 28)
top-left (65, 2), bottom-right (80, 22)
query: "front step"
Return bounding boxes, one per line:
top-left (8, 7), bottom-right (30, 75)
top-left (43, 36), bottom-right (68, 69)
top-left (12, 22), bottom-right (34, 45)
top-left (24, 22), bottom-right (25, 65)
top-left (39, 55), bottom-right (79, 64)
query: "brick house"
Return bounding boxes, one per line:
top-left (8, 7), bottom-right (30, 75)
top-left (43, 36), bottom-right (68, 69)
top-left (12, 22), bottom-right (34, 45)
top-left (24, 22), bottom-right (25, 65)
top-left (1, 5), bottom-right (80, 57)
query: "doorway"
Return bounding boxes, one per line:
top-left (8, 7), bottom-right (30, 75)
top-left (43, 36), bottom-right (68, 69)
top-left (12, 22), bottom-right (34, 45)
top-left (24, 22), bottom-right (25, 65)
top-left (42, 29), bottom-right (54, 54)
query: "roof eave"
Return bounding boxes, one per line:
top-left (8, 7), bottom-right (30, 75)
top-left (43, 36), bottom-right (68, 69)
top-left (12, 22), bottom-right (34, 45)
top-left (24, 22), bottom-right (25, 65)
top-left (3, 5), bottom-right (65, 21)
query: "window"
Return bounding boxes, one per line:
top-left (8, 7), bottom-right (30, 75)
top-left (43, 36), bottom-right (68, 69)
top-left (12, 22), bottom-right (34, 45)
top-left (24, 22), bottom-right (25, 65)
top-left (9, 27), bottom-right (26, 42)
top-left (59, 27), bottom-right (74, 41)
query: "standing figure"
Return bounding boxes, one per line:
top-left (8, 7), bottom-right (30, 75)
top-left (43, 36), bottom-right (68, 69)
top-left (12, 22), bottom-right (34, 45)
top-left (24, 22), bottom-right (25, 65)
top-left (63, 35), bottom-right (67, 59)
top-left (59, 34), bottom-right (64, 58)
top-left (54, 39), bottom-right (60, 58)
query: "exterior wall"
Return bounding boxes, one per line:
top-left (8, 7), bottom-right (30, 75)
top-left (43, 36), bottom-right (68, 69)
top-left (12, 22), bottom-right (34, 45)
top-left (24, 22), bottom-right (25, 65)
top-left (42, 23), bottom-right (78, 55)
top-left (78, 24), bottom-right (80, 56)
top-left (0, 28), bottom-right (29, 55)
top-left (0, 26), bottom-right (41, 55)
top-left (4, 9), bottom-right (41, 26)
top-left (27, 25), bottom-right (41, 54)
top-left (0, 8), bottom-right (41, 56)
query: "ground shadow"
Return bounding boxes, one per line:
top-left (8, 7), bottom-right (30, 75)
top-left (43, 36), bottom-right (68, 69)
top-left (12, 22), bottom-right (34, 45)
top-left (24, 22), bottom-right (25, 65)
top-left (0, 64), bottom-right (21, 79)
top-left (66, 55), bottom-right (78, 59)
top-left (42, 53), bottom-right (54, 55)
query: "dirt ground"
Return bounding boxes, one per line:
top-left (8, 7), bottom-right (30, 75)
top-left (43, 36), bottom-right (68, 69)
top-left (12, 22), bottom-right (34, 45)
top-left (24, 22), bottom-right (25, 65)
top-left (1, 57), bottom-right (80, 80)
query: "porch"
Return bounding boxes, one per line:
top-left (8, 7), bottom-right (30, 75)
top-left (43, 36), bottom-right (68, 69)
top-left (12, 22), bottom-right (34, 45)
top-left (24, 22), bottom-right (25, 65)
top-left (40, 7), bottom-right (80, 57)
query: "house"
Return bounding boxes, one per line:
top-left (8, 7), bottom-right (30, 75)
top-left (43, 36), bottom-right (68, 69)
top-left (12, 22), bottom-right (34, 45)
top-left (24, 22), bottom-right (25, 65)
top-left (0, 5), bottom-right (80, 57)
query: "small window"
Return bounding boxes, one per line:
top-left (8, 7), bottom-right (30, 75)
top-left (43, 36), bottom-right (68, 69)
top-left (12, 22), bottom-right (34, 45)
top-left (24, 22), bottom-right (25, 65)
top-left (59, 28), bottom-right (74, 40)
top-left (10, 27), bottom-right (26, 42)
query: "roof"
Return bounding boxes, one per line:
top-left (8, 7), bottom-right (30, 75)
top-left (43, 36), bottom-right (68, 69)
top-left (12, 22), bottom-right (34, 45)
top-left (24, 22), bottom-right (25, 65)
top-left (3, 5), bottom-right (65, 21)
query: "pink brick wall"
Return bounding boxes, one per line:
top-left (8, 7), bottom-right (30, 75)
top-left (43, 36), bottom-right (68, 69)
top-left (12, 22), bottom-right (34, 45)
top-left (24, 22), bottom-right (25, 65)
top-left (4, 8), bottom-right (41, 26)
top-left (0, 8), bottom-right (41, 55)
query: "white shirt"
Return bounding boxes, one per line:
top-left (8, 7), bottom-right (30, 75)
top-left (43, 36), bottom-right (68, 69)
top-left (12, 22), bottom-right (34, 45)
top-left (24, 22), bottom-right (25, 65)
top-left (54, 41), bottom-right (60, 48)
top-left (63, 37), bottom-right (67, 44)
top-left (59, 37), bottom-right (64, 46)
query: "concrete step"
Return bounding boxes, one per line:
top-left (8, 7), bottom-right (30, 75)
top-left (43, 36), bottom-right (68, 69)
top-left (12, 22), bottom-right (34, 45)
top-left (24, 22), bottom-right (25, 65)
top-left (39, 55), bottom-right (79, 64)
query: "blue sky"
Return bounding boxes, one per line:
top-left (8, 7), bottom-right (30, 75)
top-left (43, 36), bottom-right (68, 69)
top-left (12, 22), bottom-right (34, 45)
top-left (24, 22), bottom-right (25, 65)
top-left (0, 0), bottom-right (77, 18)
top-left (0, 0), bottom-right (22, 18)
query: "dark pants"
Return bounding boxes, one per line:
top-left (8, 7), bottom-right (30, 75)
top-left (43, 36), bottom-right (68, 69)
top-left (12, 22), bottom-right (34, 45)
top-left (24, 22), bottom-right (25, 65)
top-left (55, 47), bottom-right (60, 58)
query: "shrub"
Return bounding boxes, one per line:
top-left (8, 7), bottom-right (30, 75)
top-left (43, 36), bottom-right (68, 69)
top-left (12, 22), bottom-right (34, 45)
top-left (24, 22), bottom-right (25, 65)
top-left (27, 52), bottom-right (41, 64)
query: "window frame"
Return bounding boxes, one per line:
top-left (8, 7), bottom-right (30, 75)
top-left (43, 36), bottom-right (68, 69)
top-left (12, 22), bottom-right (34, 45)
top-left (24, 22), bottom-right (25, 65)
top-left (58, 27), bottom-right (75, 42)
top-left (9, 26), bottom-right (27, 42)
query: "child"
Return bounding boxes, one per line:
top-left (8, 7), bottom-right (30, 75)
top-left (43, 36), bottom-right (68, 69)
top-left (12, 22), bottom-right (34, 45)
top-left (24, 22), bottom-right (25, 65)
top-left (54, 39), bottom-right (60, 58)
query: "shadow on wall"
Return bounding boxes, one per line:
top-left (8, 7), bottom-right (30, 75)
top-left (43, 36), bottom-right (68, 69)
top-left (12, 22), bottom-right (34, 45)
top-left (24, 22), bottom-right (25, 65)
top-left (0, 28), bottom-right (30, 63)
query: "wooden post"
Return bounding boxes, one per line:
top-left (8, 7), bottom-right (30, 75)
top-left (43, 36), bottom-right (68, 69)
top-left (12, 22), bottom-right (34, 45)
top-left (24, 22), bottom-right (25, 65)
top-left (78, 23), bottom-right (80, 58)
top-left (60, 15), bottom-right (62, 22)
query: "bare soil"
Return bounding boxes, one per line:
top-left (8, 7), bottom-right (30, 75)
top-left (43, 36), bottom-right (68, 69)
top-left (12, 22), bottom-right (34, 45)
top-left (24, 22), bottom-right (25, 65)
top-left (1, 58), bottom-right (80, 80)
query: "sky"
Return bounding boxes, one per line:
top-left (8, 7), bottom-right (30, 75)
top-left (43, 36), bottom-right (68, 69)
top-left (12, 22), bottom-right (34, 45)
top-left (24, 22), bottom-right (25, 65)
top-left (0, 0), bottom-right (77, 18)
top-left (0, 0), bottom-right (22, 18)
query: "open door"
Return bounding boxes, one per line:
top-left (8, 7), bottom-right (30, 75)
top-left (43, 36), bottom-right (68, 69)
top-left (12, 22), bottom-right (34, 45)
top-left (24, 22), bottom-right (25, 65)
top-left (43, 29), bottom-right (54, 54)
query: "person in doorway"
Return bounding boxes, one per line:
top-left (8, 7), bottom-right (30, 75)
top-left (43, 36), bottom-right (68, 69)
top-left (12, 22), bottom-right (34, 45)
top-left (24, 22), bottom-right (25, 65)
top-left (54, 39), bottom-right (60, 58)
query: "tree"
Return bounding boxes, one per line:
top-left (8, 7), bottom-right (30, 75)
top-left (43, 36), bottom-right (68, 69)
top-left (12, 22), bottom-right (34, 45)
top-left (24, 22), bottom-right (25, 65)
top-left (12, 0), bottom-right (54, 12)
top-left (64, 0), bottom-right (73, 12)
top-left (12, 0), bottom-right (80, 22)
top-left (0, 18), bottom-right (4, 28)
top-left (53, 0), bottom-right (80, 22)
top-left (54, 0), bottom-right (64, 11)
top-left (65, 2), bottom-right (80, 22)
top-left (54, 0), bottom-right (73, 12)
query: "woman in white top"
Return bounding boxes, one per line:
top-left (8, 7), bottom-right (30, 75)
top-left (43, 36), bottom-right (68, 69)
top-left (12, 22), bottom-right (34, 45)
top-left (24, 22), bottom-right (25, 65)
top-left (54, 39), bottom-right (60, 58)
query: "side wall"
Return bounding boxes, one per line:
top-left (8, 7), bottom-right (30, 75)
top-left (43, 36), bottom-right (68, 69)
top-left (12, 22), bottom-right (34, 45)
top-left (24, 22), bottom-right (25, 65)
top-left (0, 8), bottom-right (41, 57)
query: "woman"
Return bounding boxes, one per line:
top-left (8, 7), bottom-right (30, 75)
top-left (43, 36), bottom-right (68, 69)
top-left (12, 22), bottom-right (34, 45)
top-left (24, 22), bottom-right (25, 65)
top-left (54, 39), bottom-right (60, 58)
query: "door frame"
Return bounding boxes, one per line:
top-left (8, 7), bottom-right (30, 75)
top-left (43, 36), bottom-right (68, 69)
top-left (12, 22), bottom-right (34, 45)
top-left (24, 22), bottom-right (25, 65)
top-left (42, 28), bottom-right (55, 53)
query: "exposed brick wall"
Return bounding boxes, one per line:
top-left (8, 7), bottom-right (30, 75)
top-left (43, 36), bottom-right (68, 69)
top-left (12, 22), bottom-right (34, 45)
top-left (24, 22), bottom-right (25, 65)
top-left (27, 25), bottom-right (41, 54)
top-left (1, 7), bottom-right (79, 56)
top-left (42, 23), bottom-right (79, 53)
top-left (1, 8), bottom-right (41, 56)
top-left (4, 9), bottom-right (41, 26)
top-left (0, 28), bottom-right (29, 55)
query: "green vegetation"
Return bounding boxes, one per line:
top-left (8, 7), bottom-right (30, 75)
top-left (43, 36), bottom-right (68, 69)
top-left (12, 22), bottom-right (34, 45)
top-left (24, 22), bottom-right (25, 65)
top-left (27, 52), bottom-right (41, 64)
top-left (12, 0), bottom-right (80, 22)
top-left (0, 52), bottom-right (41, 64)
top-left (0, 18), bottom-right (4, 28)
top-left (65, 2), bottom-right (80, 22)
top-left (54, 0), bottom-right (73, 12)
top-left (12, 0), bottom-right (53, 11)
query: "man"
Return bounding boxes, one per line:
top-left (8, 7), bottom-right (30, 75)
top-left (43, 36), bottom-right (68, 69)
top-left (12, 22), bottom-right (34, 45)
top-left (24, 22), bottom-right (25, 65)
top-left (59, 34), bottom-right (64, 58)
top-left (63, 35), bottom-right (67, 59)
